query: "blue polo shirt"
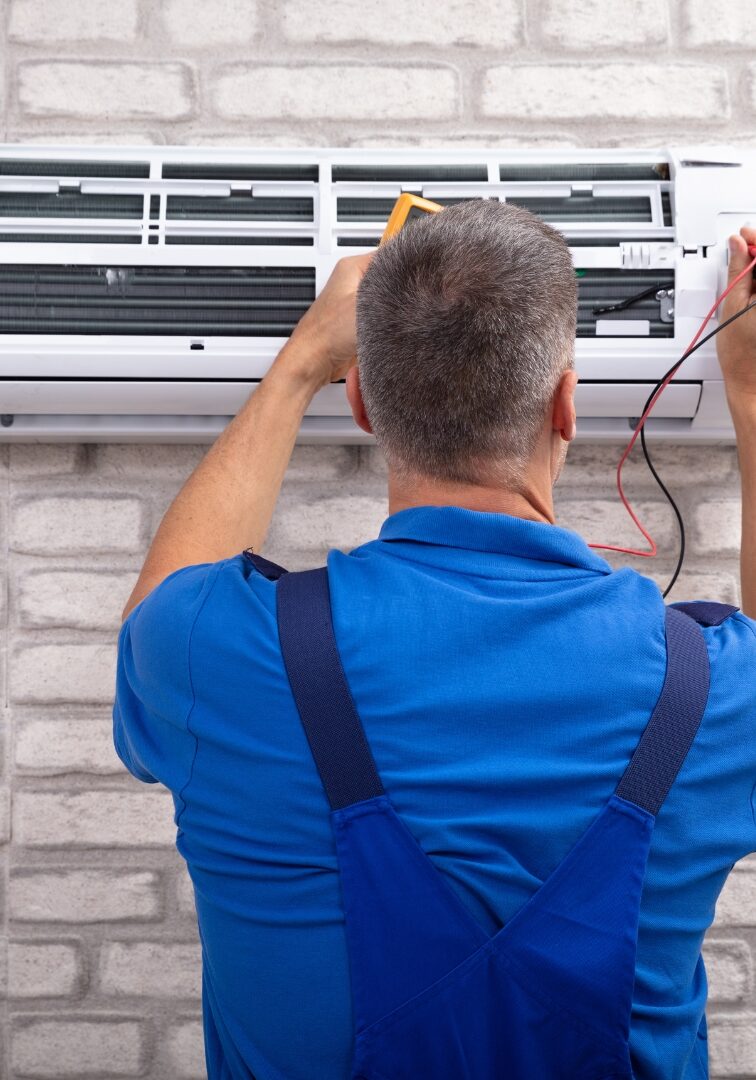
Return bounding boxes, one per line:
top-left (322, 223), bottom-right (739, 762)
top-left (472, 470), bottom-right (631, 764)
top-left (113, 505), bottom-right (756, 1080)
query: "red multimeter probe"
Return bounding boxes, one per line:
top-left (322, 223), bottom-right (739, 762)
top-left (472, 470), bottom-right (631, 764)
top-left (380, 198), bottom-right (756, 564)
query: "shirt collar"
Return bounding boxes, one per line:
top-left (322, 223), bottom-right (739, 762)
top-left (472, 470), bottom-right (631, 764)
top-left (377, 505), bottom-right (613, 574)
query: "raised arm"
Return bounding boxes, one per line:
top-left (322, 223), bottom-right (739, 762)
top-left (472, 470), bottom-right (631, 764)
top-left (718, 228), bottom-right (756, 619)
top-left (121, 253), bottom-right (373, 621)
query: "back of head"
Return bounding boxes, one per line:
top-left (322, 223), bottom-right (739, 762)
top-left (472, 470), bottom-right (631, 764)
top-left (356, 198), bottom-right (578, 490)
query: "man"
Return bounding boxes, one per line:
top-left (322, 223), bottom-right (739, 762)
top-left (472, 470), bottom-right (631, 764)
top-left (113, 199), bottom-right (756, 1079)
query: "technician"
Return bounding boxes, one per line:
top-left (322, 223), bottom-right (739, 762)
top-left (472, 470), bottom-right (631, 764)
top-left (113, 200), bottom-right (756, 1079)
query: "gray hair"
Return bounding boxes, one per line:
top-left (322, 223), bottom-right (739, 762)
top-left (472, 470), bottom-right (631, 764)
top-left (355, 197), bottom-right (578, 489)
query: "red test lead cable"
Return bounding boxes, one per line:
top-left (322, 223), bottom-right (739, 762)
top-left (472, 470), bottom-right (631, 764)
top-left (587, 244), bottom-right (756, 557)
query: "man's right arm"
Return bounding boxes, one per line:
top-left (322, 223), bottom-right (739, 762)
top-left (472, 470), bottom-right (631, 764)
top-left (717, 227), bottom-right (756, 619)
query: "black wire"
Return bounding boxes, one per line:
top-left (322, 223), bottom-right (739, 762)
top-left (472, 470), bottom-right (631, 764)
top-left (634, 299), bottom-right (756, 598)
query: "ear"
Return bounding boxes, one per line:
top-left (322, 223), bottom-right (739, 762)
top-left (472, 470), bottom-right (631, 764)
top-left (552, 368), bottom-right (578, 442)
top-left (346, 366), bottom-right (373, 435)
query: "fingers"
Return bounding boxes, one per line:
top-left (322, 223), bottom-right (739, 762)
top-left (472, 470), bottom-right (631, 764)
top-left (723, 229), bottom-right (756, 313)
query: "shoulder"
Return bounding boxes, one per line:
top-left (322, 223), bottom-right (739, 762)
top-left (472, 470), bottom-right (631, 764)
top-left (121, 560), bottom-right (223, 661)
top-left (118, 554), bottom-right (277, 705)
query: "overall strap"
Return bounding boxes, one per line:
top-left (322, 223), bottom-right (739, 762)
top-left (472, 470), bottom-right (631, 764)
top-left (277, 567), bottom-right (385, 811)
top-left (614, 605), bottom-right (714, 816)
top-left (669, 599), bottom-right (739, 626)
top-left (243, 549), bottom-right (289, 580)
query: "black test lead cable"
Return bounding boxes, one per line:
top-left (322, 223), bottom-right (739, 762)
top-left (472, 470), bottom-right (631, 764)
top-left (637, 299), bottom-right (756, 598)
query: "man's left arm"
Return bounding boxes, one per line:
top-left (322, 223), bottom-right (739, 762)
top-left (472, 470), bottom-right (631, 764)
top-left (121, 252), bottom-right (373, 621)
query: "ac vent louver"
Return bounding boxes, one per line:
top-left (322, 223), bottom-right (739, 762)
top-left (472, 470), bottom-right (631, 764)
top-left (498, 163), bottom-right (669, 181)
top-left (0, 158), bottom-right (149, 178)
top-left (162, 163), bottom-right (319, 181)
top-left (0, 264), bottom-right (315, 336)
top-left (507, 194), bottom-right (653, 223)
top-left (332, 164), bottom-right (488, 182)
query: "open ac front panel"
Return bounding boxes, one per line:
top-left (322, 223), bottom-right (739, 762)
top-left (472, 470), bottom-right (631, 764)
top-left (0, 144), bottom-right (753, 443)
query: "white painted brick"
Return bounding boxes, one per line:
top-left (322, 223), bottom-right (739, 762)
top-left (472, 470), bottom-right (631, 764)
top-left (481, 65), bottom-right (728, 121)
top-left (558, 442), bottom-right (737, 488)
top-left (12, 1019), bottom-right (145, 1076)
top-left (10, 497), bottom-right (144, 555)
top-left (267, 494), bottom-right (388, 553)
top-left (100, 942), bottom-right (201, 998)
top-left (7, 129), bottom-right (160, 145)
top-left (554, 499), bottom-right (677, 551)
top-left (284, 446), bottom-right (358, 482)
top-left (350, 133), bottom-right (580, 149)
top-left (175, 868), bottom-right (197, 915)
top-left (95, 444), bottom-right (357, 483)
top-left (684, 0), bottom-right (754, 46)
top-left (10, 869), bottom-right (161, 922)
top-left (751, 65), bottom-right (756, 114)
top-left (95, 444), bottom-right (206, 480)
top-left (692, 499), bottom-right (741, 555)
top-left (167, 1020), bottom-right (205, 1079)
top-left (709, 1015), bottom-right (756, 1076)
top-left (715, 865), bottom-right (756, 926)
top-left (541, 0), bottom-right (667, 48)
top-left (282, 0), bottom-right (521, 47)
top-left (703, 940), bottom-right (753, 1003)
top-left (15, 718), bottom-right (123, 774)
top-left (17, 570), bottom-right (136, 631)
top-left (9, 0), bottom-right (138, 42)
top-left (13, 790), bottom-right (177, 847)
top-left (361, 445), bottom-right (388, 478)
top-left (11, 643), bottom-right (117, 705)
top-left (9, 941), bottom-right (80, 997)
top-left (655, 571), bottom-right (739, 607)
top-left (0, 786), bottom-right (10, 845)
top-left (215, 65), bottom-right (459, 121)
top-left (19, 62), bottom-right (194, 120)
top-left (9, 445), bottom-right (83, 476)
top-left (162, 0), bottom-right (259, 46)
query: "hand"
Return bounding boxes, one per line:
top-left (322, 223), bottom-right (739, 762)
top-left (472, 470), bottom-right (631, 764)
top-left (718, 227), bottom-right (756, 412)
top-left (284, 252), bottom-right (376, 389)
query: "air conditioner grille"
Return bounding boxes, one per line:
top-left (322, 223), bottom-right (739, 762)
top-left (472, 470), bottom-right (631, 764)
top-left (662, 191), bottom-right (673, 226)
top-left (162, 163), bottom-right (319, 181)
top-left (0, 192), bottom-right (144, 218)
top-left (578, 269), bottom-right (674, 337)
top-left (165, 235), bottom-right (314, 246)
top-left (165, 195), bottom-right (314, 221)
top-left (332, 164), bottom-right (488, 181)
top-left (0, 264), bottom-right (315, 336)
top-left (0, 232), bottom-right (142, 245)
top-left (0, 159), bottom-right (149, 178)
top-left (337, 195), bottom-right (478, 221)
top-left (498, 163), bottom-right (669, 181)
top-left (337, 193), bottom-right (654, 225)
top-left (507, 195), bottom-right (652, 223)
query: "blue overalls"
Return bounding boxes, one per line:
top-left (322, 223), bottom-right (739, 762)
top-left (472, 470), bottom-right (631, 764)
top-left (248, 551), bottom-right (737, 1079)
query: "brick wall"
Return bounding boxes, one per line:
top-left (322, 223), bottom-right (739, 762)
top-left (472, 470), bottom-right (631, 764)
top-left (0, 1), bottom-right (755, 1076)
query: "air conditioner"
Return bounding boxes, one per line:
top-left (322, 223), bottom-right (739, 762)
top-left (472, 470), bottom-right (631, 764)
top-left (0, 144), bottom-right (752, 443)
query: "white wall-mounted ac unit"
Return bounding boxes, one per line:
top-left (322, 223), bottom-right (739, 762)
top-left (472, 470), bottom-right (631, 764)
top-left (0, 144), bottom-right (752, 443)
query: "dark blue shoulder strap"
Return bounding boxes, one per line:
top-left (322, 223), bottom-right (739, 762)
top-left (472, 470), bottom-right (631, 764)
top-left (669, 599), bottom-right (739, 626)
top-left (615, 606), bottom-right (713, 816)
top-left (276, 566), bottom-right (385, 811)
top-left (243, 549), bottom-right (288, 580)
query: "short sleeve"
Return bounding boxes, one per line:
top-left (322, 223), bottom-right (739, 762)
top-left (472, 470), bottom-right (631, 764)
top-left (112, 561), bottom-right (221, 790)
top-left (700, 609), bottom-right (756, 855)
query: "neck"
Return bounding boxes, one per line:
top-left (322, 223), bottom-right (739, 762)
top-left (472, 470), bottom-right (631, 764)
top-left (387, 470), bottom-right (556, 526)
